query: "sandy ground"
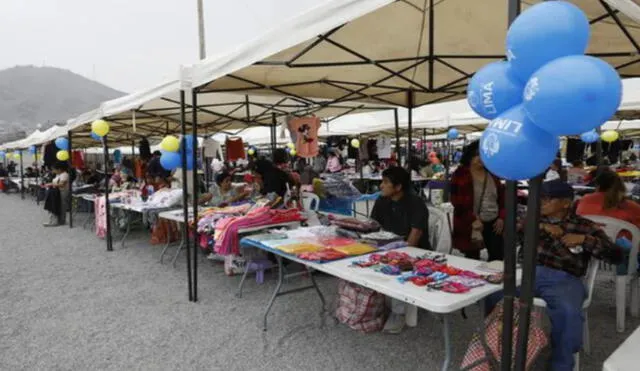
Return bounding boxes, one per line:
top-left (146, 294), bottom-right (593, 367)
top-left (0, 191), bottom-right (638, 371)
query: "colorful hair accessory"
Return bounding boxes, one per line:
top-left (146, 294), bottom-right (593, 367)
top-left (447, 276), bottom-right (486, 288)
top-left (441, 281), bottom-right (471, 294)
top-left (377, 265), bottom-right (402, 275)
top-left (409, 276), bottom-right (432, 286)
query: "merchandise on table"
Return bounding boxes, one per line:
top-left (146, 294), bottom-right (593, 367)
top-left (297, 248), bottom-right (348, 262)
top-left (328, 215), bottom-right (380, 233)
top-left (332, 243), bottom-right (377, 256)
top-left (276, 243), bottom-right (323, 254)
top-left (350, 251), bottom-right (504, 294)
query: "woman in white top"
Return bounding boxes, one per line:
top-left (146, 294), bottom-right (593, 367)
top-left (43, 162), bottom-right (70, 226)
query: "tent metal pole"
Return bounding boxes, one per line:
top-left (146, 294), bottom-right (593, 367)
top-left (407, 90), bottom-right (414, 169)
top-left (68, 131), bottom-right (73, 228)
top-left (35, 146), bottom-right (40, 205)
top-left (271, 113), bottom-right (277, 159)
top-left (19, 149), bottom-right (24, 200)
top-left (502, 1), bottom-right (521, 369)
top-left (515, 175), bottom-right (543, 371)
top-left (394, 108), bottom-right (400, 164)
top-left (422, 129), bottom-right (426, 159)
top-left (180, 90), bottom-right (194, 302)
top-left (103, 136), bottom-right (113, 252)
top-left (191, 90), bottom-right (199, 303)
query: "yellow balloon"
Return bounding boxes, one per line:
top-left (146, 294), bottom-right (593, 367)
top-left (247, 149), bottom-right (256, 156)
top-left (56, 150), bottom-right (70, 161)
top-left (287, 142), bottom-right (295, 150)
top-left (601, 130), bottom-right (619, 143)
top-left (13, 153), bottom-right (20, 159)
top-left (160, 135), bottom-right (180, 152)
top-left (350, 138), bottom-right (360, 149)
top-left (289, 149), bottom-right (297, 156)
top-left (91, 119), bottom-right (110, 137)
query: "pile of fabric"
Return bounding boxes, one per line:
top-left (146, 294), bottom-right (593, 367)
top-left (214, 207), bottom-right (304, 256)
top-left (351, 251), bottom-right (503, 294)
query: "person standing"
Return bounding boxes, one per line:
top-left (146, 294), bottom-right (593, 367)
top-left (42, 162), bottom-right (69, 226)
top-left (450, 141), bottom-right (505, 261)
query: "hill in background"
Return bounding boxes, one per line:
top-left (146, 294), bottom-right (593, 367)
top-left (0, 65), bottom-right (124, 143)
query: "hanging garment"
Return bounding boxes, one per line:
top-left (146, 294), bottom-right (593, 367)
top-left (202, 138), bottom-right (223, 159)
top-left (565, 138), bottom-right (585, 164)
top-left (285, 116), bottom-right (298, 143)
top-left (226, 137), bottom-right (246, 161)
top-left (95, 196), bottom-right (107, 238)
top-left (377, 136), bottom-right (392, 159)
top-left (288, 117), bottom-right (321, 158)
top-left (134, 159), bottom-right (144, 179)
top-left (139, 137), bottom-right (152, 161)
top-left (71, 151), bottom-right (85, 169)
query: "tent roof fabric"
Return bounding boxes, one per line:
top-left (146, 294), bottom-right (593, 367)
top-left (191, 0), bottom-right (640, 107)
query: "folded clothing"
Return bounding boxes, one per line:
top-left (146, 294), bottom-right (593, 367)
top-left (298, 248), bottom-right (348, 262)
top-left (328, 216), bottom-right (380, 233)
top-left (276, 243), bottom-right (323, 255)
top-left (333, 243), bottom-right (377, 256)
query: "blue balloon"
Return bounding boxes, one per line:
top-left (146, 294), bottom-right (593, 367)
top-left (160, 152), bottom-right (181, 171)
top-left (55, 137), bottom-right (69, 150)
top-left (523, 55), bottom-right (622, 136)
top-left (506, 1), bottom-right (590, 83)
top-left (0, 151), bottom-right (5, 157)
top-left (467, 61), bottom-right (524, 120)
top-left (29, 146), bottom-right (37, 154)
top-left (480, 105), bottom-right (559, 181)
top-left (184, 154), bottom-right (195, 170)
top-left (91, 132), bottom-right (101, 141)
top-left (447, 128), bottom-right (459, 140)
top-left (580, 130), bottom-right (599, 143)
top-left (184, 135), bottom-right (195, 151)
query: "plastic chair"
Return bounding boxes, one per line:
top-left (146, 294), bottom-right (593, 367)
top-left (427, 202), bottom-right (454, 254)
top-left (583, 215), bottom-right (640, 332)
top-left (301, 192), bottom-right (320, 212)
top-left (532, 260), bottom-right (598, 370)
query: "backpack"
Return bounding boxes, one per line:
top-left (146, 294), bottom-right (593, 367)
top-left (335, 280), bottom-right (386, 333)
top-left (460, 299), bottom-right (548, 370)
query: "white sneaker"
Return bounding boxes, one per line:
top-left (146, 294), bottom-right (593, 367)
top-left (383, 313), bottom-right (405, 334)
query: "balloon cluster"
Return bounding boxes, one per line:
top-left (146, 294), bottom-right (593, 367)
top-left (159, 135), bottom-right (195, 171)
top-left (55, 137), bottom-right (70, 161)
top-left (285, 142), bottom-right (297, 157)
top-left (468, 1), bottom-right (622, 181)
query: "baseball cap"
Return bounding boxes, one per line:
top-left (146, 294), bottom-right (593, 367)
top-left (540, 179), bottom-right (574, 199)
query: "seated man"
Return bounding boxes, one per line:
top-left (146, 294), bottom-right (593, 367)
top-left (489, 180), bottom-right (622, 371)
top-left (370, 166), bottom-right (430, 334)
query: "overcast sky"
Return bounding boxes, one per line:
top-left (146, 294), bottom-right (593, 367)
top-left (0, 0), bottom-right (322, 92)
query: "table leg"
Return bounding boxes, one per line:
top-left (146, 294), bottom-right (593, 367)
top-left (307, 266), bottom-right (326, 312)
top-left (263, 255), bottom-right (284, 331)
top-left (159, 224), bottom-right (173, 264)
top-left (120, 210), bottom-right (132, 249)
top-left (171, 236), bottom-right (186, 268)
top-left (236, 257), bottom-right (253, 298)
top-left (441, 314), bottom-right (452, 371)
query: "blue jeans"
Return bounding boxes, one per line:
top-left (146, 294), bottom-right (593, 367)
top-left (486, 265), bottom-right (586, 371)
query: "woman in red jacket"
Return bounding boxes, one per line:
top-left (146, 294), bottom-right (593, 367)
top-left (450, 141), bottom-right (506, 261)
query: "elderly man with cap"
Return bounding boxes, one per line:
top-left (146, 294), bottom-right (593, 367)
top-left (489, 179), bottom-right (623, 371)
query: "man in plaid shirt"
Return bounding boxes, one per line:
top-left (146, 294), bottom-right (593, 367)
top-left (491, 180), bottom-right (623, 371)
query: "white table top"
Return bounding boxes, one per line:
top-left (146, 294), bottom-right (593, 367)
top-left (241, 242), bottom-right (516, 314)
top-left (603, 325), bottom-right (640, 371)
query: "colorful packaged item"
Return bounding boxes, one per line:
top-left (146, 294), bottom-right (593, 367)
top-left (276, 243), bottom-right (323, 255)
top-left (333, 243), bottom-right (377, 256)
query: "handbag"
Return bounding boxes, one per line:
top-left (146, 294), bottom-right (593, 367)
top-left (335, 279), bottom-right (386, 333)
top-left (470, 174), bottom-right (488, 252)
top-left (460, 299), bottom-right (548, 370)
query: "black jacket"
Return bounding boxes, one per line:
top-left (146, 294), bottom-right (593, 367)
top-left (44, 188), bottom-right (62, 216)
